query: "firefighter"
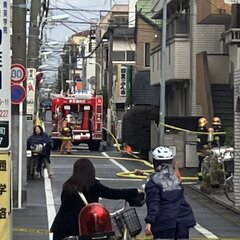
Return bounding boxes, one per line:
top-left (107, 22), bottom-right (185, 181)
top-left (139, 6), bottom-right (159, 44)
top-left (197, 117), bottom-right (208, 180)
top-left (212, 117), bottom-right (225, 147)
top-left (60, 119), bottom-right (73, 154)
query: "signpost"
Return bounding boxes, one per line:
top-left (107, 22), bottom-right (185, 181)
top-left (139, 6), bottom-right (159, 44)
top-left (0, 1), bottom-right (11, 239)
top-left (0, 0), bottom-right (11, 151)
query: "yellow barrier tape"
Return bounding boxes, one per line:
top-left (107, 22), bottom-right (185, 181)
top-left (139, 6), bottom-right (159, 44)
top-left (159, 122), bottom-right (226, 135)
top-left (13, 227), bottom-right (50, 234)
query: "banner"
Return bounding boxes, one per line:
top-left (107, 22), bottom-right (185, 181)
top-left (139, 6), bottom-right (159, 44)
top-left (0, 152), bottom-right (11, 240)
top-left (26, 68), bottom-right (36, 115)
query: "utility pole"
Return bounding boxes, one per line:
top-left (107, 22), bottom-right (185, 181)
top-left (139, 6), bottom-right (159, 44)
top-left (27, 0), bottom-right (41, 69)
top-left (12, 0), bottom-right (27, 208)
top-left (107, 18), bottom-right (114, 141)
top-left (160, 0), bottom-right (167, 146)
top-left (81, 43), bottom-right (87, 90)
top-left (26, 0), bottom-right (42, 139)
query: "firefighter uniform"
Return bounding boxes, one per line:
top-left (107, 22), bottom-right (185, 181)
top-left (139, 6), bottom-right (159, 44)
top-left (212, 117), bottom-right (225, 147)
top-left (60, 120), bottom-right (73, 154)
top-left (197, 118), bottom-right (208, 180)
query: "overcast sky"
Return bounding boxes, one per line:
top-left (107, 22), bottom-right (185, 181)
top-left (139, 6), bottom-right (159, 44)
top-left (42, 0), bottom-right (129, 81)
top-left (47, 0), bottom-right (129, 42)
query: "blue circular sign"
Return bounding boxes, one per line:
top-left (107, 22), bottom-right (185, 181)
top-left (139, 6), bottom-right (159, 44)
top-left (11, 84), bottom-right (26, 104)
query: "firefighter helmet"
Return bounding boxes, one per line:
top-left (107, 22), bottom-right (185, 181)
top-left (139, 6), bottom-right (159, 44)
top-left (198, 117), bottom-right (208, 127)
top-left (212, 117), bottom-right (221, 126)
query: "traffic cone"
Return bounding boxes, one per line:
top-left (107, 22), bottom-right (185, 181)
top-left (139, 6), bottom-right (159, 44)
top-left (124, 145), bottom-right (132, 153)
top-left (175, 161), bottom-right (182, 180)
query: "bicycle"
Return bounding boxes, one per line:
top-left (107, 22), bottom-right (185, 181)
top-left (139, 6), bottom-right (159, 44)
top-left (110, 201), bottom-right (142, 240)
top-left (201, 146), bottom-right (234, 202)
top-left (62, 198), bottom-right (144, 240)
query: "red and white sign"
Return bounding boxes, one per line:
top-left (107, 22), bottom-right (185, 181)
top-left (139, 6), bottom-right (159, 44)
top-left (11, 63), bottom-right (27, 84)
top-left (26, 68), bottom-right (36, 114)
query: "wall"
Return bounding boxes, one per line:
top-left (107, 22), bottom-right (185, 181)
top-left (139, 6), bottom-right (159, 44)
top-left (197, 0), bottom-right (231, 24)
top-left (234, 69), bottom-right (240, 208)
top-left (208, 55), bottom-right (229, 84)
top-left (135, 15), bottom-right (160, 70)
top-left (190, 0), bottom-right (226, 116)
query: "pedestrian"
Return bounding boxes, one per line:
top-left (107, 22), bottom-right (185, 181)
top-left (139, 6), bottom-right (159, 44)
top-left (144, 146), bottom-right (196, 240)
top-left (196, 117), bottom-right (208, 180)
top-left (50, 158), bottom-right (144, 240)
top-left (27, 125), bottom-right (53, 179)
top-left (60, 119), bottom-right (73, 154)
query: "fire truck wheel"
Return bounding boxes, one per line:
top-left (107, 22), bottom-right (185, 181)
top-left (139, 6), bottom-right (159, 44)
top-left (88, 141), bottom-right (100, 151)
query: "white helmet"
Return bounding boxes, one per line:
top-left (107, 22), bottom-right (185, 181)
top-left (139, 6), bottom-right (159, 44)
top-left (152, 146), bottom-right (174, 162)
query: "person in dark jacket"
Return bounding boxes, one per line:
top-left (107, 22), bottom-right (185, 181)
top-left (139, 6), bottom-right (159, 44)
top-left (50, 158), bottom-right (144, 240)
top-left (27, 125), bottom-right (53, 179)
top-left (144, 146), bottom-right (196, 240)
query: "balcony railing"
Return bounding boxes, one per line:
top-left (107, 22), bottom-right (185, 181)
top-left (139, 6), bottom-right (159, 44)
top-left (224, 29), bottom-right (240, 44)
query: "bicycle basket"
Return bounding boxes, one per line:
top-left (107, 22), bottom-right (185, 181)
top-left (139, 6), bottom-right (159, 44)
top-left (111, 214), bottom-right (124, 240)
top-left (121, 208), bottom-right (142, 237)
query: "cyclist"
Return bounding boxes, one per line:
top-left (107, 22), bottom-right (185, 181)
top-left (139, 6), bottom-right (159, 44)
top-left (27, 125), bottom-right (53, 179)
top-left (144, 146), bottom-right (196, 240)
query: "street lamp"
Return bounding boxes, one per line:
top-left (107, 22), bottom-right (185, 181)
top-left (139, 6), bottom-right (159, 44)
top-left (40, 14), bottom-right (69, 41)
top-left (89, 62), bottom-right (103, 91)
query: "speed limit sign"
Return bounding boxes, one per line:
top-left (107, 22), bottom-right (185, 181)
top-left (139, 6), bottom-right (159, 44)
top-left (11, 63), bottom-right (27, 84)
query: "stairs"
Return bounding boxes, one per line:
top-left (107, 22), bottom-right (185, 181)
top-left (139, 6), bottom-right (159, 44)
top-left (211, 84), bottom-right (234, 128)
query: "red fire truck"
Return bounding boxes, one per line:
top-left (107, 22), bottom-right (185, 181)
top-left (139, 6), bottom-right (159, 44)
top-left (51, 92), bottom-right (103, 151)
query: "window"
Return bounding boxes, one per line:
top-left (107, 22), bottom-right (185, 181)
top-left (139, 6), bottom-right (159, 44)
top-left (145, 43), bottom-right (150, 67)
top-left (112, 51), bottom-right (125, 61)
top-left (126, 51), bottom-right (135, 61)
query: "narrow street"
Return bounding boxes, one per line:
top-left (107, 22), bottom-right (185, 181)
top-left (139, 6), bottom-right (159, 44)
top-left (48, 150), bottom-right (240, 239)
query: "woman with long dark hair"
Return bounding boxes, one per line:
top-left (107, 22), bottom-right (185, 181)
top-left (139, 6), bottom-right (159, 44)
top-left (51, 158), bottom-right (144, 240)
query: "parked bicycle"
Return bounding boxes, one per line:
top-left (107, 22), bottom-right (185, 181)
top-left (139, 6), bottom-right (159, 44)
top-left (201, 146), bottom-right (234, 202)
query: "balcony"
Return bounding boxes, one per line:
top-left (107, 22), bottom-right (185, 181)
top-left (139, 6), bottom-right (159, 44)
top-left (197, 0), bottom-right (231, 24)
top-left (152, 0), bottom-right (190, 19)
top-left (224, 29), bottom-right (240, 44)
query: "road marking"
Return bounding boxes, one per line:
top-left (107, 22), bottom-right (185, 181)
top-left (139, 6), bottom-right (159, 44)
top-left (194, 223), bottom-right (219, 239)
top-left (102, 152), bottom-right (129, 172)
top-left (101, 153), bottom-right (220, 239)
top-left (44, 169), bottom-right (56, 240)
top-left (98, 177), bottom-right (143, 181)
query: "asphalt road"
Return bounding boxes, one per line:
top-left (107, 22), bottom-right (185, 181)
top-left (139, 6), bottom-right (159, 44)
top-left (48, 148), bottom-right (240, 239)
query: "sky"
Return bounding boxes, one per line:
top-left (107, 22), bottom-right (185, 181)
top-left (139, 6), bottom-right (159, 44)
top-left (47, 0), bottom-right (130, 43)
top-left (42, 0), bottom-right (130, 82)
